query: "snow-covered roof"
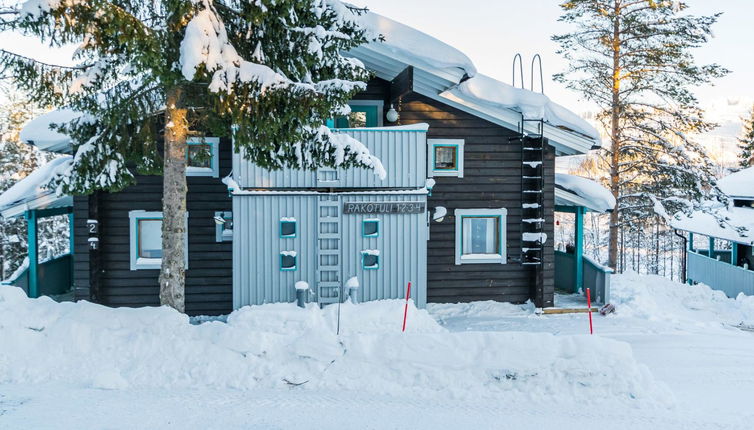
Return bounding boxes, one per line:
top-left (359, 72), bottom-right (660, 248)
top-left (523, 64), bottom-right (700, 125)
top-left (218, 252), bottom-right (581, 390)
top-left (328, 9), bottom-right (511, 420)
top-left (20, 5), bottom-right (598, 156)
top-left (0, 156), bottom-right (73, 219)
top-left (671, 207), bottom-right (754, 246)
top-left (443, 75), bottom-right (600, 143)
top-left (356, 9), bottom-right (476, 82)
top-left (348, 9), bottom-right (600, 155)
top-left (555, 173), bottom-right (615, 213)
top-left (718, 166), bottom-right (754, 198)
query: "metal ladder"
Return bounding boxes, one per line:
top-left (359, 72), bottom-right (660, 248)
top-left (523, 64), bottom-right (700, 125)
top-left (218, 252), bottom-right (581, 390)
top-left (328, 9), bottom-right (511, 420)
top-left (316, 195), bottom-right (342, 305)
top-left (517, 119), bottom-right (547, 305)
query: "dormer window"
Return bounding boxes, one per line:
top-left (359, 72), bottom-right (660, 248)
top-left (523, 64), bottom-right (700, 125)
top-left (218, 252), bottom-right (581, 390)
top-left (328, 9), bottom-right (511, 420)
top-left (328, 101), bottom-right (383, 128)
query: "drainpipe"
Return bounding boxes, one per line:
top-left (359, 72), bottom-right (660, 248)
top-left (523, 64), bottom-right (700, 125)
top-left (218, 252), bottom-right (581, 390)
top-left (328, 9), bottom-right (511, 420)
top-left (673, 229), bottom-right (687, 284)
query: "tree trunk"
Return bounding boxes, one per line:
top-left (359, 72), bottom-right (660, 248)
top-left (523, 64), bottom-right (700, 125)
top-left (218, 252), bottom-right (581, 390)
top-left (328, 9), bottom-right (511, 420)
top-left (159, 86), bottom-right (188, 313)
top-left (607, 0), bottom-right (622, 271)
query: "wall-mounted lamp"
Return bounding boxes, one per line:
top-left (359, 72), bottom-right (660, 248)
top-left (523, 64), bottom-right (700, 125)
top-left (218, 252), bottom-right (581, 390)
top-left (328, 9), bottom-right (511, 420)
top-left (386, 104), bottom-right (399, 123)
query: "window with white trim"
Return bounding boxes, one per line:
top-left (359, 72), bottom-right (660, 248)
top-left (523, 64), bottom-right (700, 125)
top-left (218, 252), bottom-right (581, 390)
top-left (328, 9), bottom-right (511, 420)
top-left (429, 139), bottom-right (464, 178)
top-left (454, 208), bottom-right (507, 265)
top-left (186, 137), bottom-right (220, 178)
top-left (129, 210), bottom-right (188, 270)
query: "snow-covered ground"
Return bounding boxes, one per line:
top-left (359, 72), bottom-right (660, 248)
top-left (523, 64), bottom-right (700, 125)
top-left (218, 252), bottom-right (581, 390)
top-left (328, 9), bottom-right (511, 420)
top-left (1, 272), bottom-right (754, 429)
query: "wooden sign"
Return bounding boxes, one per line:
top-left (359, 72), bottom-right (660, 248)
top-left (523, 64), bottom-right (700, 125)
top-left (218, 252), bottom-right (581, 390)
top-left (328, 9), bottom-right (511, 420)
top-left (343, 201), bottom-right (426, 215)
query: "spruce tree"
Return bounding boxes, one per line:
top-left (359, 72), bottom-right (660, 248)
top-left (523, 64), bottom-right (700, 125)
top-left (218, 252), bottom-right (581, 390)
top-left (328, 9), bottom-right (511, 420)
top-left (553, 0), bottom-right (729, 270)
top-left (739, 106), bottom-right (754, 168)
top-left (2, 0), bottom-right (380, 312)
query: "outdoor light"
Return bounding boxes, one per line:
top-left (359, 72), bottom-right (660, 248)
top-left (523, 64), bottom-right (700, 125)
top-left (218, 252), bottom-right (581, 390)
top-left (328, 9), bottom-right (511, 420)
top-left (213, 215), bottom-right (226, 225)
top-left (386, 104), bottom-right (399, 123)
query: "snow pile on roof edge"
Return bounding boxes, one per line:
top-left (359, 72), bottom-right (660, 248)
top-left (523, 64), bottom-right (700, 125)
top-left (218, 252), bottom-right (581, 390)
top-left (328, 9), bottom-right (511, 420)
top-left (356, 7), bottom-right (477, 79)
top-left (19, 109), bottom-right (81, 150)
top-left (443, 74), bottom-right (600, 143)
top-left (555, 173), bottom-right (616, 212)
top-left (0, 286), bottom-right (671, 407)
top-left (0, 156), bottom-right (73, 210)
top-left (718, 166), bottom-right (754, 198)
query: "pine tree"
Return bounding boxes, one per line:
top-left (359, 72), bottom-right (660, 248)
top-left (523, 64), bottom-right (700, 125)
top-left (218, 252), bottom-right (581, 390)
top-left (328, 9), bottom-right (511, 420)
top-left (553, 0), bottom-right (729, 270)
top-left (739, 105), bottom-right (754, 168)
top-left (2, 0), bottom-right (379, 312)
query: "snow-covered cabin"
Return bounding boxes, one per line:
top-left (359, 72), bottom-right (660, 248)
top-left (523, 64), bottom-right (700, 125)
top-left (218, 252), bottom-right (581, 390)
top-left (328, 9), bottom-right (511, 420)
top-left (7, 9), bottom-right (605, 314)
top-left (672, 167), bottom-right (754, 297)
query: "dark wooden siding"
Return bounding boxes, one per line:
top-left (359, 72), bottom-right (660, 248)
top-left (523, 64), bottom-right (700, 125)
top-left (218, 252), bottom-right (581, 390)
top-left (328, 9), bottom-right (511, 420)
top-left (395, 91), bottom-right (555, 306)
top-left (72, 77), bottom-right (557, 311)
top-left (73, 138), bottom-right (233, 316)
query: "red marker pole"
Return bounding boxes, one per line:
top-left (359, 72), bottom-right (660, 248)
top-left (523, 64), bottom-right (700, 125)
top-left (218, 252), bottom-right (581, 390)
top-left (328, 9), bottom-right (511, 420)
top-left (402, 282), bottom-right (412, 332)
top-left (586, 287), bottom-right (593, 335)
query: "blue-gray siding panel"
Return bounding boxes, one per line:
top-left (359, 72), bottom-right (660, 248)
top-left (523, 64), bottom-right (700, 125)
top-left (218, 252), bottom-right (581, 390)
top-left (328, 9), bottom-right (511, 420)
top-left (234, 129), bottom-right (427, 189)
top-left (233, 193), bottom-right (427, 308)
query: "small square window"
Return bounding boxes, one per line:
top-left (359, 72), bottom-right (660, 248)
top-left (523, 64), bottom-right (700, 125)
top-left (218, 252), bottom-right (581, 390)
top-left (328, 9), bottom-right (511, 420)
top-left (362, 251), bottom-right (380, 270)
top-left (186, 137), bottom-right (219, 178)
top-left (280, 219), bottom-right (297, 238)
top-left (280, 252), bottom-right (297, 271)
top-left (454, 208), bottom-right (507, 265)
top-left (362, 220), bottom-right (379, 237)
top-left (429, 139), bottom-right (464, 178)
top-left (215, 211), bottom-right (232, 242)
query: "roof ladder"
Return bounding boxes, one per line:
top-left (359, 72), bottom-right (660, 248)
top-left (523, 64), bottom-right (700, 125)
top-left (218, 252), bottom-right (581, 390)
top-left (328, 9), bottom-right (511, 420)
top-left (515, 119), bottom-right (547, 306)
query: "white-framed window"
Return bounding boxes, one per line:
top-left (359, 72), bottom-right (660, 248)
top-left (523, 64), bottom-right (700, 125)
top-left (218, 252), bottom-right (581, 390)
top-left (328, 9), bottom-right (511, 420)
top-left (129, 210), bottom-right (189, 270)
top-left (429, 139), bottom-right (464, 178)
top-left (215, 211), bottom-right (232, 242)
top-left (454, 208), bottom-right (507, 265)
top-left (186, 137), bottom-right (220, 178)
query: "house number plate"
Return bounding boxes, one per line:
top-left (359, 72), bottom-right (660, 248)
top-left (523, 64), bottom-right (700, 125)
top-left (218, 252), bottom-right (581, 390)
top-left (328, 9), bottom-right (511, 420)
top-left (343, 202), bottom-right (426, 214)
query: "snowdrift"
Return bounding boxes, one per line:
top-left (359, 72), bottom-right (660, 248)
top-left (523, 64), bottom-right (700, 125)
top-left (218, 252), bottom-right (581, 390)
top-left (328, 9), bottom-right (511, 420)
top-left (610, 271), bottom-right (754, 327)
top-left (0, 286), bottom-right (669, 406)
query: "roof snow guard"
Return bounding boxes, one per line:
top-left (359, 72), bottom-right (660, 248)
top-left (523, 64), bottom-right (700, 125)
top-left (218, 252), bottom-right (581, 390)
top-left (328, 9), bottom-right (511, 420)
top-left (0, 156), bottom-right (73, 219)
top-left (348, 8), bottom-right (600, 155)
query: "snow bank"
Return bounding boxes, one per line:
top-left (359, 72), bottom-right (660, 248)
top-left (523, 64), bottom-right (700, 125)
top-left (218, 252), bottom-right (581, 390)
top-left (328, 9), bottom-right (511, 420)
top-left (442, 74), bottom-right (600, 142)
top-left (0, 156), bottom-right (73, 210)
top-left (555, 173), bottom-right (616, 212)
top-left (610, 272), bottom-right (754, 327)
top-left (0, 287), bottom-right (670, 406)
top-left (718, 166), bottom-right (754, 198)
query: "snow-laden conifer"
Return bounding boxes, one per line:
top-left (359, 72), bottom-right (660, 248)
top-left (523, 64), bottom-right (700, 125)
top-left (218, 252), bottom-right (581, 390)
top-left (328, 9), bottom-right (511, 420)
top-left (1, 0), bottom-right (378, 311)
